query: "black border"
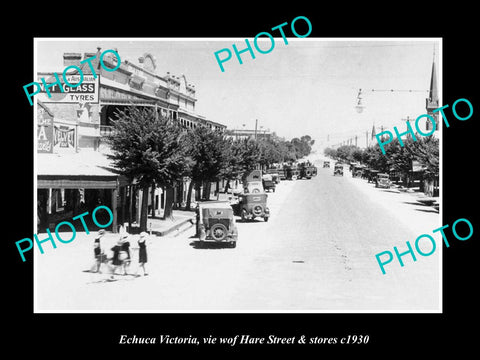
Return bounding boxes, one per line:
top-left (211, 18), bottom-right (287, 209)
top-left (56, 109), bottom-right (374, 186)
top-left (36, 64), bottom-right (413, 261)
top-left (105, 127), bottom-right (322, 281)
top-left (7, 5), bottom-right (478, 356)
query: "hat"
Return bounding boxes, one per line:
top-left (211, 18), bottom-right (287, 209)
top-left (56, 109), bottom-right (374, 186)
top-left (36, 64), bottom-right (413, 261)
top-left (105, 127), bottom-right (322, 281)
top-left (140, 232), bottom-right (148, 238)
top-left (97, 229), bottom-right (105, 235)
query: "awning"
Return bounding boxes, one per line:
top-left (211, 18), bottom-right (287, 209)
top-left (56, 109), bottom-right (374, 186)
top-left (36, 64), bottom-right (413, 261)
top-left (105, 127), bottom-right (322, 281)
top-left (36, 150), bottom-right (128, 189)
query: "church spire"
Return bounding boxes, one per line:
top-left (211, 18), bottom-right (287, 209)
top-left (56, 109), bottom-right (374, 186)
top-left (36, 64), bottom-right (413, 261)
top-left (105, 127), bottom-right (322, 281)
top-left (426, 46), bottom-right (439, 112)
top-left (425, 45), bottom-right (439, 131)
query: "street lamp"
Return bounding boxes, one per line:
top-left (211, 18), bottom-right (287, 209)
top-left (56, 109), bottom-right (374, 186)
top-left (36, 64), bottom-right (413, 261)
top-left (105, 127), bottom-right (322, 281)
top-left (355, 88), bottom-right (365, 113)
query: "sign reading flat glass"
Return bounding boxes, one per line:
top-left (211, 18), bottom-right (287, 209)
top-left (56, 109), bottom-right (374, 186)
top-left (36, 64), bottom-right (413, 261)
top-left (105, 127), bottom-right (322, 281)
top-left (37, 74), bottom-right (99, 103)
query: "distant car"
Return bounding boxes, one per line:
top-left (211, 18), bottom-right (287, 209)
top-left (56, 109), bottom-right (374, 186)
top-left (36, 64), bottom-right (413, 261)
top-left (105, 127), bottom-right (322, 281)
top-left (266, 169), bottom-right (281, 183)
top-left (232, 193), bottom-right (270, 222)
top-left (323, 161), bottom-right (330, 168)
top-left (334, 164), bottom-right (344, 176)
top-left (262, 174), bottom-right (276, 192)
top-left (298, 164), bottom-right (317, 179)
top-left (196, 202), bottom-right (238, 248)
top-left (375, 173), bottom-right (392, 188)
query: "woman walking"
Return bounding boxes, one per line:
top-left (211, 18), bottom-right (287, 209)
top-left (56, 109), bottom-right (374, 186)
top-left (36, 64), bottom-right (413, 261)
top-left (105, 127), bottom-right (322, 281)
top-left (109, 238), bottom-right (123, 280)
top-left (137, 232), bottom-right (148, 276)
top-left (92, 230), bottom-right (105, 273)
top-left (119, 234), bottom-right (131, 275)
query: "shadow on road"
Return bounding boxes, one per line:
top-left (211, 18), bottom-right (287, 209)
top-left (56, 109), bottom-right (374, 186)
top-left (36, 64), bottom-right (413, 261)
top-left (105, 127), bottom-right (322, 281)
top-left (413, 208), bottom-right (439, 214)
top-left (189, 241), bottom-right (234, 250)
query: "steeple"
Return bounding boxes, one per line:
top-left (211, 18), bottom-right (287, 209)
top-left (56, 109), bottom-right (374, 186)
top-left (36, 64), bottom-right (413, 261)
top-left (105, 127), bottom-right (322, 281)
top-left (426, 47), bottom-right (439, 112)
top-left (425, 46), bottom-right (439, 131)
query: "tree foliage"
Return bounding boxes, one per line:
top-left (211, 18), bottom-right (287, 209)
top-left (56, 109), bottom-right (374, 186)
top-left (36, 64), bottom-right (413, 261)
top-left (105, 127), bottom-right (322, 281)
top-left (324, 135), bottom-right (439, 181)
top-left (106, 106), bottom-right (188, 227)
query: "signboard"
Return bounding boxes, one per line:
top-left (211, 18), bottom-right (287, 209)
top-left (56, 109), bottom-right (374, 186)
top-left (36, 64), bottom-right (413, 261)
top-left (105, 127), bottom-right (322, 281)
top-left (37, 106), bottom-right (54, 153)
top-left (37, 74), bottom-right (99, 103)
top-left (54, 124), bottom-right (76, 151)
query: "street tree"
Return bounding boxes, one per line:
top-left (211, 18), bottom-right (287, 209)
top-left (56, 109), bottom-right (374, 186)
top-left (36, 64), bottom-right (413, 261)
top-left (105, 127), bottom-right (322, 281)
top-left (232, 138), bottom-right (262, 176)
top-left (107, 106), bottom-right (187, 230)
top-left (184, 126), bottom-right (230, 208)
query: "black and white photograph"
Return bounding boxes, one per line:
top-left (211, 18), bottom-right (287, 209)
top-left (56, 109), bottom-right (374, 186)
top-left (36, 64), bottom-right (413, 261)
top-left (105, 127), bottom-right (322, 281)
top-left (33, 38), bottom-right (442, 312)
top-left (7, 7), bottom-right (478, 356)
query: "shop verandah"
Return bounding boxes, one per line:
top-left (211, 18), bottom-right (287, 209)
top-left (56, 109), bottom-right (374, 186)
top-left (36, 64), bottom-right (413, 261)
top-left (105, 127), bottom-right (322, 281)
top-left (36, 170), bottom-right (240, 235)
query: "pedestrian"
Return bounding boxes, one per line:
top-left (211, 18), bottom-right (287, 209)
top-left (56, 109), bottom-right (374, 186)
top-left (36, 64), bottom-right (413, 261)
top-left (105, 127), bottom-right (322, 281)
top-left (109, 238), bottom-right (123, 279)
top-left (119, 234), bottom-right (131, 275)
top-left (137, 232), bottom-right (148, 276)
top-left (92, 230), bottom-right (105, 273)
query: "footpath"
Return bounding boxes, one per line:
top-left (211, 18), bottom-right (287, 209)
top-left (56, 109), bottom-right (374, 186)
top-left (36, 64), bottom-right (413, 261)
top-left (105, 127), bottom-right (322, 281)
top-left (129, 209), bottom-right (196, 237)
top-left (342, 169), bottom-right (440, 236)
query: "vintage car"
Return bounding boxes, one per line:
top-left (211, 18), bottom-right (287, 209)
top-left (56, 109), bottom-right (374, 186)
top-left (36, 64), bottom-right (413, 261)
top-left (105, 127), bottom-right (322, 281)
top-left (267, 171), bottom-right (280, 184)
top-left (232, 192), bottom-right (270, 222)
top-left (334, 163), bottom-right (344, 176)
top-left (242, 169), bottom-right (264, 193)
top-left (298, 164), bottom-right (317, 179)
top-left (266, 168), bottom-right (281, 183)
top-left (262, 174), bottom-right (276, 192)
top-left (323, 161), bottom-right (330, 168)
top-left (352, 164), bottom-right (366, 178)
top-left (196, 201), bottom-right (238, 248)
top-left (375, 173), bottom-right (392, 189)
top-left (366, 169), bottom-right (379, 183)
top-left (289, 167), bottom-right (300, 180)
top-left (277, 168), bottom-right (287, 180)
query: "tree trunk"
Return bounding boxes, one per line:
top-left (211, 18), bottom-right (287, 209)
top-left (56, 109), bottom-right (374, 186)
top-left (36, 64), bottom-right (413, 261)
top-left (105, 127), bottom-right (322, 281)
top-left (202, 181), bottom-right (211, 201)
top-left (194, 182), bottom-right (201, 201)
top-left (185, 180), bottom-right (194, 211)
top-left (150, 183), bottom-right (156, 217)
top-left (163, 186), bottom-right (174, 219)
top-left (128, 185), bottom-right (133, 230)
top-left (140, 184), bottom-right (149, 232)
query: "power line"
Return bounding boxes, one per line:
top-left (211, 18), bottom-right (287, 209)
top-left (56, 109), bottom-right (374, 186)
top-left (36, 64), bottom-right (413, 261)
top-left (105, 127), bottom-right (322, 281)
top-left (370, 89), bottom-right (429, 93)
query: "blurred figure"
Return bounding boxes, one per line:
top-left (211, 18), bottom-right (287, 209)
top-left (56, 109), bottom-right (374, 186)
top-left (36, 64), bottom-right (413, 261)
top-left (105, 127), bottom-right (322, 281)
top-left (109, 237), bottom-right (123, 280)
top-left (137, 232), bottom-right (149, 276)
top-left (92, 230), bottom-right (105, 273)
top-left (119, 234), bottom-right (131, 275)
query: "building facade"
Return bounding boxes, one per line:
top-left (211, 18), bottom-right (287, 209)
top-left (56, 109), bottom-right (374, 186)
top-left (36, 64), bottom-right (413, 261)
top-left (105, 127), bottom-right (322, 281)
top-left (37, 47), bottom-right (226, 233)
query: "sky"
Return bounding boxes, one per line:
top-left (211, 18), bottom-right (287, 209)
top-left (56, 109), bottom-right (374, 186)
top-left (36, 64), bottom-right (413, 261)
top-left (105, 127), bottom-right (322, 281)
top-left (35, 38), bottom-right (440, 151)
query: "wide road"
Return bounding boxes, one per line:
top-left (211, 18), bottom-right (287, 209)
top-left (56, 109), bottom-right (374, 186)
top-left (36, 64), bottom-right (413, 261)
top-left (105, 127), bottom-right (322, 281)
top-left (36, 163), bottom-right (440, 312)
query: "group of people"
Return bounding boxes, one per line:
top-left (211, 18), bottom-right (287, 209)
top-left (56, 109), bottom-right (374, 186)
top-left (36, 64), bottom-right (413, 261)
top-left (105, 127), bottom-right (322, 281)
top-left (92, 229), bottom-right (149, 279)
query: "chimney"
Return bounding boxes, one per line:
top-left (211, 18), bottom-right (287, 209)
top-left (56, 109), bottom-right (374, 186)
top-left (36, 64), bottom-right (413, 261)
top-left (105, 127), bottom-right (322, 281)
top-left (63, 53), bottom-right (82, 67)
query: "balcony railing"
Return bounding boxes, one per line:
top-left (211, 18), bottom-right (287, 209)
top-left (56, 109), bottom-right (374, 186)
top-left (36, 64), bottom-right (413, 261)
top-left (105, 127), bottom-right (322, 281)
top-left (100, 125), bottom-right (115, 136)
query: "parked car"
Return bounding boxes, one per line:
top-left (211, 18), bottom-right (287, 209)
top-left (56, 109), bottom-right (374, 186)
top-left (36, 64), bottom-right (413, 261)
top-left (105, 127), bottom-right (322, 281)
top-left (366, 169), bottom-right (379, 183)
top-left (352, 164), bottom-right (366, 178)
top-left (334, 163), bottom-right (344, 176)
top-left (243, 169), bottom-right (264, 193)
top-left (262, 174), bottom-right (276, 192)
top-left (232, 193), bottom-right (270, 222)
top-left (266, 168), bottom-right (281, 183)
top-left (298, 164), bottom-right (317, 179)
top-left (323, 161), bottom-right (330, 168)
top-left (375, 173), bottom-right (392, 188)
top-left (196, 201), bottom-right (238, 248)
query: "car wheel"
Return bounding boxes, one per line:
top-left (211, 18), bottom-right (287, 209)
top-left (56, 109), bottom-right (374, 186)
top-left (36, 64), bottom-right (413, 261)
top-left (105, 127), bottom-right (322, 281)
top-left (253, 205), bottom-right (263, 217)
top-left (230, 241), bottom-right (236, 248)
top-left (264, 217), bottom-right (269, 222)
top-left (210, 223), bottom-right (228, 241)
